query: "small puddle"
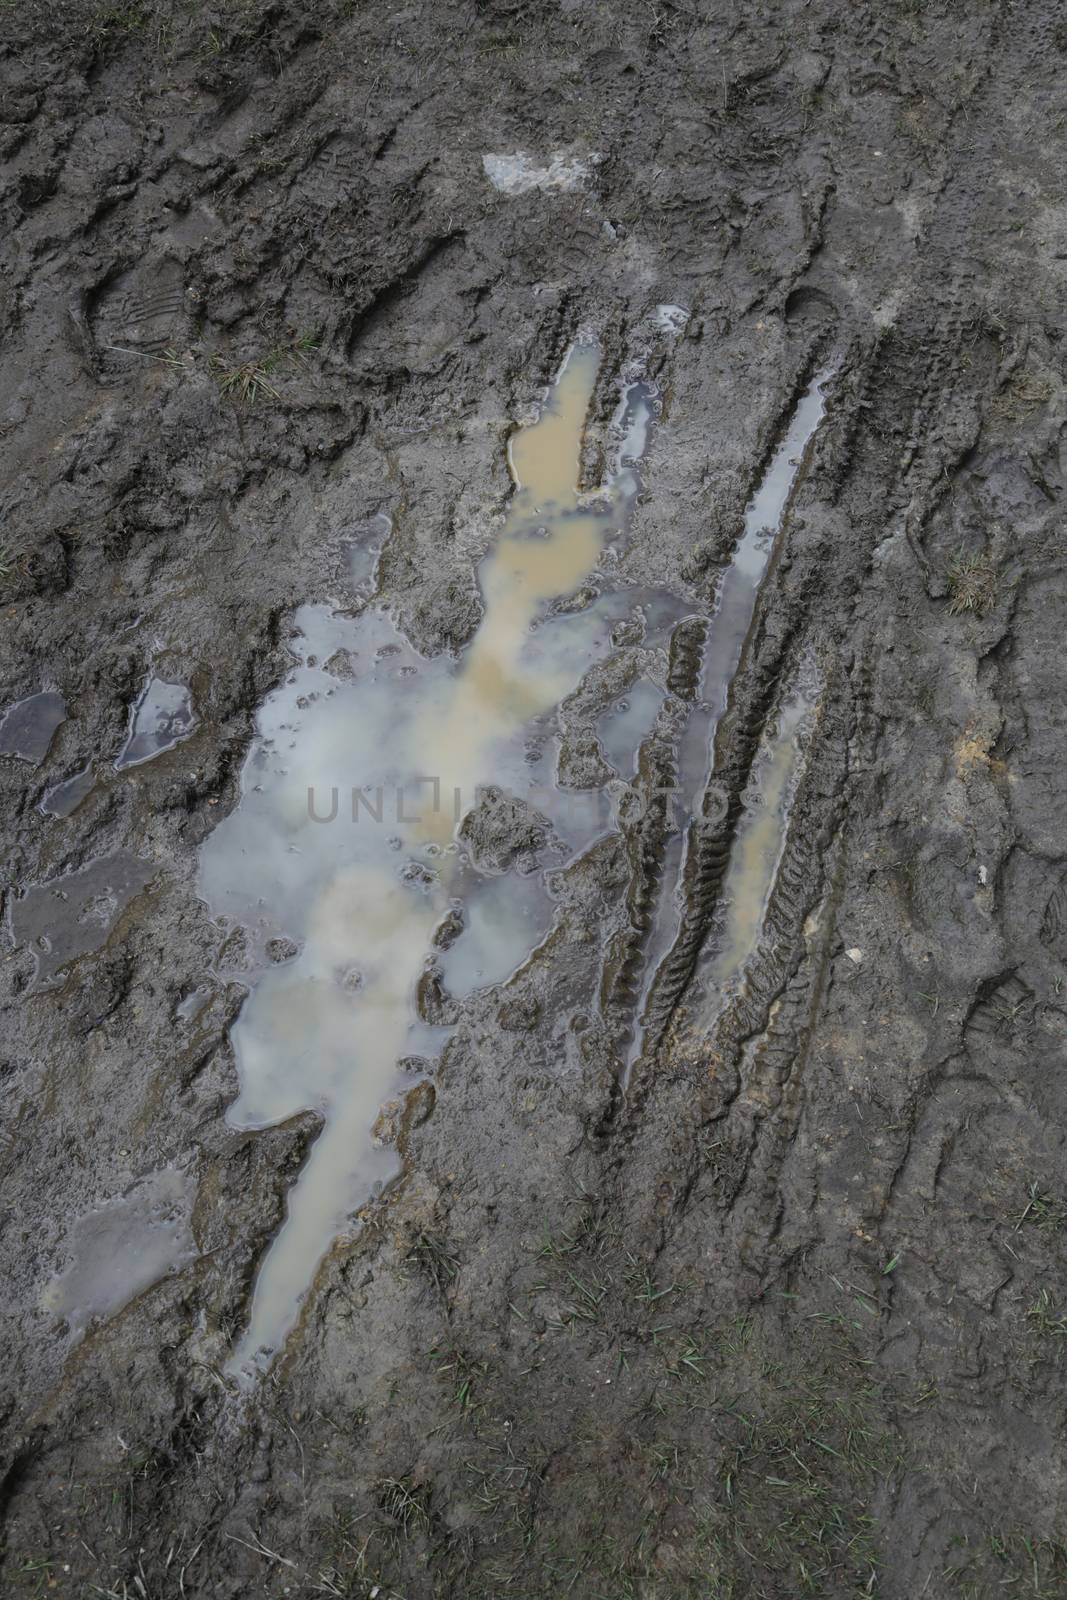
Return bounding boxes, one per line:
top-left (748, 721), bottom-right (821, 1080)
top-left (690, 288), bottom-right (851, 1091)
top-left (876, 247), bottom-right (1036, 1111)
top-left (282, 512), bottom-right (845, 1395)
top-left (176, 986), bottom-right (211, 1024)
top-left (438, 870), bottom-right (552, 999)
top-left (115, 678), bottom-right (196, 770)
top-left (685, 367), bottom-right (830, 752)
top-left (12, 852), bottom-right (157, 987)
top-left (482, 151), bottom-right (596, 194)
top-left (0, 691), bottom-right (66, 765)
top-left (654, 304), bottom-right (690, 337)
top-left (626, 366), bottom-right (832, 1072)
top-left (597, 679), bottom-right (664, 776)
top-left (697, 679), bottom-right (816, 1010)
top-left (40, 764), bottom-right (96, 819)
top-left (200, 343), bottom-right (657, 1380)
top-left (42, 1168), bottom-right (196, 1339)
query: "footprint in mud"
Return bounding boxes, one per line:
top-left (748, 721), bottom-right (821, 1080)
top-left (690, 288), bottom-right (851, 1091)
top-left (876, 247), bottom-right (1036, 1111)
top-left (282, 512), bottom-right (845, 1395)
top-left (199, 342), bottom-right (659, 1380)
top-left (291, 133), bottom-right (364, 210)
top-left (90, 257), bottom-right (190, 368)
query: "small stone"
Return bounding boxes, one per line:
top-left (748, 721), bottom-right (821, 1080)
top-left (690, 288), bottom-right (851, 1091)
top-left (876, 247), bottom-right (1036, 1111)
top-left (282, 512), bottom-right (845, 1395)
top-left (846, 948), bottom-right (864, 965)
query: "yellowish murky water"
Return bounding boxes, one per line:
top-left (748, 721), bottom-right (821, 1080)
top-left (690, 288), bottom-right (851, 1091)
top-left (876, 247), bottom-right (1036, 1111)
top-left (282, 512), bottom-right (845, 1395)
top-left (703, 682), bottom-right (814, 1002)
top-left (405, 345), bottom-right (609, 837)
top-left (200, 344), bottom-right (656, 1380)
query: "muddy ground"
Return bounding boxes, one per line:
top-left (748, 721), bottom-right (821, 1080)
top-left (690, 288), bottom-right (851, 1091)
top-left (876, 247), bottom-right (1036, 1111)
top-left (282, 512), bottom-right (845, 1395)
top-left (3, 0), bottom-right (1067, 1595)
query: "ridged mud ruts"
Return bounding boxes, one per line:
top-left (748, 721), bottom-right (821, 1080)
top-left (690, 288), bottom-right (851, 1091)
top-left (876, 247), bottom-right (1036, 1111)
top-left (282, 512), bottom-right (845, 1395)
top-left (627, 621), bottom-right (805, 1101)
top-left (666, 615), bottom-right (707, 700)
top-left (599, 685), bottom-right (692, 1018)
top-left (637, 677), bottom-right (851, 1268)
top-left (695, 673), bottom-right (849, 1083)
top-left (611, 362), bottom-right (837, 1102)
top-left (812, 327), bottom-right (884, 504)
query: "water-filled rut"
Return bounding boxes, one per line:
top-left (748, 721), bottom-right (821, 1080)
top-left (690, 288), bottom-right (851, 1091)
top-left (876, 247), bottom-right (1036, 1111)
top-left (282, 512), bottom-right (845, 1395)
top-left (623, 367), bottom-right (832, 1076)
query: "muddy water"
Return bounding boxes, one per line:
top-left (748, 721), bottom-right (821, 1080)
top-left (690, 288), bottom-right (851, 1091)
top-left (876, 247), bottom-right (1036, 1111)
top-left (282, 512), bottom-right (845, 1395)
top-left (0, 691), bottom-right (66, 764)
top-left (116, 677), bottom-right (196, 769)
top-left (201, 345), bottom-right (656, 1380)
top-left (40, 764), bottom-right (95, 818)
top-left (598, 679), bottom-right (664, 776)
top-left (14, 851), bottom-right (156, 987)
top-left (42, 1169), bottom-right (196, 1338)
top-left (699, 678), bottom-right (815, 1006)
top-left (627, 367), bottom-right (832, 1069)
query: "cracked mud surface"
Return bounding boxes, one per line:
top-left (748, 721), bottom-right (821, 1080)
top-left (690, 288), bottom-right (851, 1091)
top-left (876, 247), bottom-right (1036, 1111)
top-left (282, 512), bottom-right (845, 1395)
top-left (3, 2), bottom-right (1067, 1595)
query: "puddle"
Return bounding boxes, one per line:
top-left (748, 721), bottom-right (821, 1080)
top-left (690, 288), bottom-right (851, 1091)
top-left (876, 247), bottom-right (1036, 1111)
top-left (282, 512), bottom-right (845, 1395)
top-left (0, 691), bottom-right (66, 764)
top-left (346, 511), bottom-right (390, 592)
top-left (199, 342), bottom-right (656, 1380)
top-left (598, 680), bottom-right (664, 776)
top-left (692, 367), bottom-right (831, 739)
top-left (42, 1168), bottom-right (196, 1339)
top-left (12, 852), bottom-right (156, 986)
top-left (482, 151), bottom-right (598, 195)
top-left (439, 869), bottom-right (554, 999)
top-left (698, 680), bottom-right (816, 1009)
top-left (176, 987), bottom-right (211, 1023)
top-left (40, 765), bottom-right (96, 818)
top-left (115, 678), bottom-right (196, 769)
top-left (654, 304), bottom-right (690, 336)
top-left (627, 366), bottom-right (832, 1070)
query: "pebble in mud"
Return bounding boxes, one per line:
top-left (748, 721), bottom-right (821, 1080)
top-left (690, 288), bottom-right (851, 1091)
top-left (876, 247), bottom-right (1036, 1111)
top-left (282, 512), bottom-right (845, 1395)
top-left (432, 907), bottom-right (464, 949)
top-left (267, 937), bottom-right (300, 963)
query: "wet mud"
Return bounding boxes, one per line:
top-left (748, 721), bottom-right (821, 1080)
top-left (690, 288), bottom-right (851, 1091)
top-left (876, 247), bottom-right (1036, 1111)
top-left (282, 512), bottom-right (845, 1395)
top-left (2, 2), bottom-right (1067, 1597)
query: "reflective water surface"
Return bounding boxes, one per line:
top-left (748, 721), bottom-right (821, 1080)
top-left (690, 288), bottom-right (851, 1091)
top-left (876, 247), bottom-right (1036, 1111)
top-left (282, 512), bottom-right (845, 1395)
top-left (116, 677), bottom-right (197, 769)
top-left (42, 1169), bottom-right (196, 1338)
top-left (627, 367), bottom-right (832, 1071)
top-left (200, 345), bottom-right (656, 1379)
top-left (0, 691), bottom-right (66, 765)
